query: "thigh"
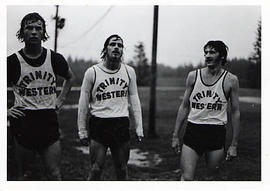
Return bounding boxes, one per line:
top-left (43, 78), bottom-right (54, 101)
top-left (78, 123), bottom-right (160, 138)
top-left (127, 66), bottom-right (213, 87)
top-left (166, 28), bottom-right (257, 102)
top-left (110, 141), bottom-right (130, 167)
top-left (180, 144), bottom-right (200, 178)
top-left (14, 138), bottom-right (36, 168)
top-left (205, 148), bottom-right (224, 169)
top-left (41, 140), bottom-right (61, 170)
top-left (89, 139), bottom-right (108, 167)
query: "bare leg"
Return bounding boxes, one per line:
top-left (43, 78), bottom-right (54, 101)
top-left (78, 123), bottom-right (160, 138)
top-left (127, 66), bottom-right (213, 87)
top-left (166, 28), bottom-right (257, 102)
top-left (41, 140), bottom-right (62, 180)
top-left (87, 140), bottom-right (107, 180)
top-left (13, 138), bottom-right (36, 180)
top-left (204, 148), bottom-right (224, 180)
top-left (110, 141), bottom-right (130, 180)
top-left (180, 144), bottom-right (200, 181)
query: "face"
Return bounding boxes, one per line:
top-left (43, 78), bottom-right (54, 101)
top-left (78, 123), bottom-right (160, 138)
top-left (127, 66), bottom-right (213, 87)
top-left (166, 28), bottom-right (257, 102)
top-left (204, 46), bottom-right (222, 69)
top-left (23, 20), bottom-right (44, 44)
top-left (106, 37), bottom-right (124, 61)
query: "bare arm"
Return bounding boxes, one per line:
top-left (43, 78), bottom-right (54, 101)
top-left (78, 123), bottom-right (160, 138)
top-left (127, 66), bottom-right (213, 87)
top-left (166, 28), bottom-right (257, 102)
top-left (226, 74), bottom-right (241, 160)
top-left (172, 71), bottom-right (196, 149)
top-left (56, 68), bottom-right (75, 110)
top-left (77, 68), bottom-right (94, 140)
top-left (230, 75), bottom-right (241, 146)
top-left (128, 66), bottom-right (144, 140)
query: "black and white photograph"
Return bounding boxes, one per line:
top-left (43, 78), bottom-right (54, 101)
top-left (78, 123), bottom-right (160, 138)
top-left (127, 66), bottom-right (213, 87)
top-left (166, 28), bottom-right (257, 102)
top-left (2, 0), bottom-right (269, 190)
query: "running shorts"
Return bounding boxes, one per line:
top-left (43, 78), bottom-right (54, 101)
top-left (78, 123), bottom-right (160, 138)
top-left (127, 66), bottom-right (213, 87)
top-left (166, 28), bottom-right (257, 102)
top-left (89, 116), bottom-right (130, 148)
top-left (10, 109), bottom-right (60, 150)
top-left (183, 121), bottom-right (226, 156)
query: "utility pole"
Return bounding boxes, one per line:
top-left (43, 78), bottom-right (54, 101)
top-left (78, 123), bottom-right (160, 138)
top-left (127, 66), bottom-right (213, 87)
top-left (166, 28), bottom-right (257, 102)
top-left (54, 5), bottom-right (59, 52)
top-left (148, 5), bottom-right (159, 138)
top-left (54, 5), bottom-right (65, 53)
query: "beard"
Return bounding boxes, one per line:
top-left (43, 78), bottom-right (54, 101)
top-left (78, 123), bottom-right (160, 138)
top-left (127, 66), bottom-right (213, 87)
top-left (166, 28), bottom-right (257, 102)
top-left (108, 53), bottom-right (122, 63)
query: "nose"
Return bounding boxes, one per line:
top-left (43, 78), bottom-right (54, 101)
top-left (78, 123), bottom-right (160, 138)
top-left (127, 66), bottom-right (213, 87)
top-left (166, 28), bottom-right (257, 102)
top-left (114, 46), bottom-right (119, 51)
top-left (31, 27), bottom-right (37, 34)
top-left (205, 52), bottom-right (211, 58)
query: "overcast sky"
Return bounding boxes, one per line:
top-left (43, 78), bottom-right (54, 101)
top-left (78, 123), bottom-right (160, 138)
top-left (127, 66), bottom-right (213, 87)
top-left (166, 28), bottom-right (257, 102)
top-left (6, 5), bottom-right (261, 67)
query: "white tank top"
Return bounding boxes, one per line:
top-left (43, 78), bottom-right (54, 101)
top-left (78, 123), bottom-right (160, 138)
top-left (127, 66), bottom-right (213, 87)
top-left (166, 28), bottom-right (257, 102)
top-left (188, 69), bottom-right (228, 125)
top-left (90, 63), bottom-right (131, 118)
top-left (13, 49), bottom-right (57, 110)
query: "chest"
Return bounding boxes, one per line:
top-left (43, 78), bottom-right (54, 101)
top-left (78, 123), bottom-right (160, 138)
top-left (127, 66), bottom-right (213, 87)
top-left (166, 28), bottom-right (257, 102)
top-left (94, 67), bottom-right (130, 94)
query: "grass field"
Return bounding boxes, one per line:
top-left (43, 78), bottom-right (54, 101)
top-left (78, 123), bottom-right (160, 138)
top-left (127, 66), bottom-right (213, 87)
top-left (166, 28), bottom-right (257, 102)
top-left (7, 85), bottom-right (261, 181)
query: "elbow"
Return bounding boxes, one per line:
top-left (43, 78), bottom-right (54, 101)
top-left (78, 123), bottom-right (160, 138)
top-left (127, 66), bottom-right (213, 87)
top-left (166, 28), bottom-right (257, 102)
top-left (66, 69), bottom-right (76, 85)
top-left (69, 73), bottom-right (76, 85)
top-left (232, 109), bottom-right (240, 120)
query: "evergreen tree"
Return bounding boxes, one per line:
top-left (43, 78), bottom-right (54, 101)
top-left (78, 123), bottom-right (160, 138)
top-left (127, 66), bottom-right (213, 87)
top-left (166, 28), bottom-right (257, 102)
top-left (133, 42), bottom-right (150, 86)
top-left (249, 19), bottom-right (261, 88)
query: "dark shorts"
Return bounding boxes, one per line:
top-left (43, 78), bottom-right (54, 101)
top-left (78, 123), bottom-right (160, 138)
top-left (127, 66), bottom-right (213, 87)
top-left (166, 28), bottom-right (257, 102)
top-left (183, 122), bottom-right (226, 156)
top-left (10, 109), bottom-right (60, 150)
top-left (89, 116), bottom-right (130, 148)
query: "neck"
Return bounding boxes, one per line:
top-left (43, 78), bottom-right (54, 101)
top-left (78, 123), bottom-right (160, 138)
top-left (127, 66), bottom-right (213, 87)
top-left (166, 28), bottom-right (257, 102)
top-left (104, 59), bottom-right (121, 70)
top-left (23, 43), bottom-right (43, 59)
top-left (206, 65), bottom-right (222, 76)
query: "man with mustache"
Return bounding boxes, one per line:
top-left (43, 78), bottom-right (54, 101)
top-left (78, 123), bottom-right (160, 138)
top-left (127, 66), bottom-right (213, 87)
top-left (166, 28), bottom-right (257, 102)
top-left (77, 34), bottom-right (144, 180)
top-left (7, 12), bottom-right (74, 180)
top-left (171, 40), bottom-right (240, 180)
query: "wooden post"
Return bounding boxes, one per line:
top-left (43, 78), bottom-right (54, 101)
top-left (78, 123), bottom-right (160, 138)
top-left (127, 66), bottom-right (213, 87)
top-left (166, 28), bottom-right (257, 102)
top-left (54, 5), bottom-right (59, 52)
top-left (148, 5), bottom-right (159, 138)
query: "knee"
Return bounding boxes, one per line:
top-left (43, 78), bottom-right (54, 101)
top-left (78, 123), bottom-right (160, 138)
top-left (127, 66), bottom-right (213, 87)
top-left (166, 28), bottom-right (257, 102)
top-left (181, 173), bottom-right (194, 181)
top-left (205, 166), bottom-right (220, 180)
top-left (116, 164), bottom-right (127, 173)
top-left (115, 165), bottom-right (128, 180)
top-left (47, 167), bottom-right (61, 180)
top-left (91, 163), bottom-right (101, 173)
top-left (88, 163), bottom-right (102, 180)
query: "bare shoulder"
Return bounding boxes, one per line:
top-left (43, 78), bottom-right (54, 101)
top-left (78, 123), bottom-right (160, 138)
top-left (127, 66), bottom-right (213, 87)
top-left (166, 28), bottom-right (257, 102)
top-left (186, 70), bottom-right (197, 87)
top-left (85, 65), bottom-right (96, 75)
top-left (124, 63), bottom-right (135, 73)
top-left (225, 71), bottom-right (239, 88)
top-left (83, 65), bottom-right (97, 84)
top-left (124, 63), bottom-right (136, 79)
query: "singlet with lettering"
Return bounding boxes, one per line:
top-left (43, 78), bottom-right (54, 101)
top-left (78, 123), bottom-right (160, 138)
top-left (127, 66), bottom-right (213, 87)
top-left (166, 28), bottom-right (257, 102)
top-left (90, 63), bottom-right (131, 118)
top-left (188, 69), bottom-right (228, 125)
top-left (13, 49), bottom-right (57, 110)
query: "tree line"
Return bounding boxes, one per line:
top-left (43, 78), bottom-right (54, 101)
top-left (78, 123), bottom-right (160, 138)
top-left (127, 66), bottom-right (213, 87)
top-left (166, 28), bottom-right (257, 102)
top-left (67, 55), bottom-right (260, 89)
top-left (67, 20), bottom-right (261, 89)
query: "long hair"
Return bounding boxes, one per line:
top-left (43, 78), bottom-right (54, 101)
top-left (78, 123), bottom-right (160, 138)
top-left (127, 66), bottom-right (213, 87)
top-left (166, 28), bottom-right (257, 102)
top-left (16, 12), bottom-right (49, 42)
top-left (100, 34), bottom-right (123, 60)
top-left (204, 40), bottom-right (228, 66)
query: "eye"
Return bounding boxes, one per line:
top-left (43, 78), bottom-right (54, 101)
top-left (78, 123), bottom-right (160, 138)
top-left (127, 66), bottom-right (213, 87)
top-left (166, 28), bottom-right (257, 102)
top-left (25, 26), bottom-right (33, 30)
top-left (36, 26), bottom-right (42, 31)
top-left (117, 43), bottom-right (123, 48)
top-left (109, 42), bottom-right (116, 46)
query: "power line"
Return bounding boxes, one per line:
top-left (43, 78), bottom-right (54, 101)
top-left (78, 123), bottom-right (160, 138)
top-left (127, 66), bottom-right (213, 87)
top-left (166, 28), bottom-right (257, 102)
top-left (60, 6), bottom-right (114, 48)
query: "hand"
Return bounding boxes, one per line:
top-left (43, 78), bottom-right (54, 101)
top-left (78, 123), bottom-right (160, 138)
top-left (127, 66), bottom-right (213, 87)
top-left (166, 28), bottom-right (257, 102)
top-left (80, 137), bottom-right (89, 146)
top-left (136, 128), bottom-right (144, 142)
top-left (137, 136), bottom-right (143, 142)
top-left (7, 106), bottom-right (25, 119)
top-left (226, 145), bottom-right (237, 161)
top-left (56, 98), bottom-right (64, 112)
top-left (171, 136), bottom-right (181, 154)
